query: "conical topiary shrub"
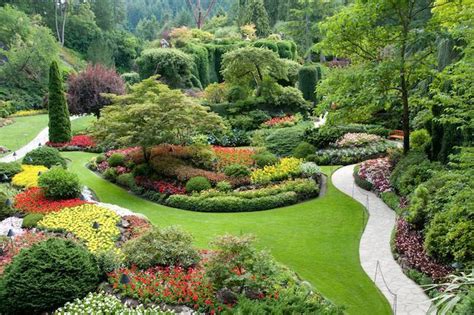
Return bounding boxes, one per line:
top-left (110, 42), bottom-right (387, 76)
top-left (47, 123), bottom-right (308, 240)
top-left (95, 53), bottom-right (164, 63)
top-left (48, 60), bottom-right (71, 143)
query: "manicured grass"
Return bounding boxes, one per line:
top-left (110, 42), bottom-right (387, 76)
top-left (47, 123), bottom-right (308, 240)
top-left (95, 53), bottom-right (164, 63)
top-left (0, 115), bottom-right (48, 156)
top-left (72, 115), bottom-right (96, 134)
top-left (63, 151), bottom-right (392, 315)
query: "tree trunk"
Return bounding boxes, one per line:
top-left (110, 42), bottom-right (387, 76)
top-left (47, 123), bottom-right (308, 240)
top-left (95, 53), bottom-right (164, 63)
top-left (142, 146), bottom-right (150, 164)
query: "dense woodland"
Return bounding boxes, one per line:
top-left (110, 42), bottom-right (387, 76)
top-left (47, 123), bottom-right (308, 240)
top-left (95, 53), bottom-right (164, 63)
top-left (0, 0), bottom-right (473, 314)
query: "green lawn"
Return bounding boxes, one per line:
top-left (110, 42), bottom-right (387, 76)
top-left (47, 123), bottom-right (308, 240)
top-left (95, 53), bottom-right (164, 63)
top-left (0, 115), bottom-right (96, 156)
top-left (63, 151), bottom-right (391, 314)
top-left (0, 115), bottom-right (49, 156)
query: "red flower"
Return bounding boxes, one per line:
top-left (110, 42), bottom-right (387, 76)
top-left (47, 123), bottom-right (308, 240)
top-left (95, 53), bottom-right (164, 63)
top-left (14, 187), bottom-right (88, 214)
top-left (46, 135), bottom-right (96, 148)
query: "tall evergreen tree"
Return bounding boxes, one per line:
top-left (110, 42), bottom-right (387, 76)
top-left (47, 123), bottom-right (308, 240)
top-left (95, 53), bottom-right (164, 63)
top-left (241, 0), bottom-right (270, 37)
top-left (48, 61), bottom-right (71, 143)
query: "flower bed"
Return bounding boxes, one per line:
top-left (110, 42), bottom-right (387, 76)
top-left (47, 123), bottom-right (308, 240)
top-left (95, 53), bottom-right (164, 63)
top-left (46, 135), bottom-right (97, 151)
top-left (38, 204), bottom-right (121, 254)
top-left (262, 115), bottom-right (299, 128)
top-left (212, 146), bottom-right (255, 170)
top-left (109, 266), bottom-right (220, 313)
top-left (135, 176), bottom-right (186, 195)
top-left (14, 187), bottom-right (88, 214)
top-left (251, 157), bottom-right (302, 184)
top-left (310, 142), bottom-right (394, 165)
top-left (357, 157), bottom-right (392, 193)
top-left (0, 231), bottom-right (49, 274)
top-left (335, 133), bottom-right (382, 148)
top-left (11, 165), bottom-right (48, 188)
top-left (394, 218), bottom-right (451, 279)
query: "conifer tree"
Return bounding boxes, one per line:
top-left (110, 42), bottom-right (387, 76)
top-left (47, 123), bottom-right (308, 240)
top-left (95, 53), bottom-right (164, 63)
top-left (48, 60), bottom-right (71, 143)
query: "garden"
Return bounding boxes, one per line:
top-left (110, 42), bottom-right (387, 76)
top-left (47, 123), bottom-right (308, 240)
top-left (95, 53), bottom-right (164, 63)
top-left (1, 0), bottom-right (473, 314)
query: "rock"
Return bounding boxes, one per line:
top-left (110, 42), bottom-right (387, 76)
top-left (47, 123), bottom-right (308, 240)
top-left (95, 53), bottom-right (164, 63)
top-left (121, 218), bottom-right (130, 228)
top-left (216, 287), bottom-right (238, 305)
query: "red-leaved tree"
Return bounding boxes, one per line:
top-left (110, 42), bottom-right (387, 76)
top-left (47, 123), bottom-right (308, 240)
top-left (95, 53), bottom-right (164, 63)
top-left (67, 64), bottom-right (125, 118)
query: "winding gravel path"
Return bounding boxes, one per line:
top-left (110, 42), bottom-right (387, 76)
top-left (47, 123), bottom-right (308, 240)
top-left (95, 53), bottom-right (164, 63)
top-left (332, 165), bottom-right (431, 315)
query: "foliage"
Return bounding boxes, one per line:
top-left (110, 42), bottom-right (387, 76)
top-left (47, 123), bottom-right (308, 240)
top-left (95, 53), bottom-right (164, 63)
top-left (38, 204), bottom-right (121, 254)
top-left (206, 234), bottom-right (277, 294)
top-left (353, 165), bottom-right (373, 191)
top-left (38, 167), bottom-right (81, 200)
top-left (48, 61), bottom-right (71, 143)
top-left (240, 0), bottom-right (271, 37)
top-left (12, 165), bottom-right (49, 188)
top-left (0, 238), bottom-right (100, 314)
top-left (23, 146), bottom-right (66, 168)
top-left (223, 164), bottom-right (251, 178)
top-left (304, 125), bottom-right (344, 149)
top-left (136, 48), bottom-right (196, 88)
top-left (293, 142), bottom-right (316, 159)
top-left (216, 181), bottom-right (233, 192)
top-left (261, 123), bottom-right (309, 156)
top-left (298, 64), bottom-right (321, 103)
top-left (394, 218), bottom-right (451, 279)
top-left (108, 153), bottom-right (126, 167)
top-left (21, 213), bottom-right (45, 229)
top-left (275, 86), bottom-right (311, 114)
top-left (253, 151), bottom-right (278, 168)
top-left (0, 230), bottom-right (49, 274)
top-left (357, 158), bottom-right (392, 194)
top-left (222, 47), bottom-right (287, 91)
top-left (335, 133), bottom-right (382, 148)
top-left (410, 129), bottom-right (431, 151)
top-left (251, 157), bottom-right (302, 184)
top-left (300, 162), bottom-right (321, 178)
top-left (310, 142), bottom-right (394, 165)
top-left (204, 83), bottom-right (228, 104)
top-left (380, 191), bottom-right (401, 213)
top-left (262, 115), bottom-right (300, 128)
top-left (92, 77), bottom-right (225, 156)
top-left (67, 64), bottom-right (125, 118)
top-left (0, 162), bottom-right (21, 181)
top-left (55, 292), bottom-right (170, 315)
top-left (122, 226), bottom-right (199, 269)
top-left (14, 187), bottom-right (87, 214)
top-left (213, 146), bottom-right (255, 170)
top-left (109, 265), bottom-right (218, 313)
top-left (135, 176), bottom-right (186, 195)
top-left (186, 176), bottom-right (212, 193)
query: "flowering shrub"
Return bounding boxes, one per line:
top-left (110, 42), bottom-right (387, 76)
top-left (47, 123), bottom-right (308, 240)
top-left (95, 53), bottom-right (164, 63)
top-left (335, 133), bottom-right (382, 148)
top-left (46, 135), bottom-right (96, 149)
top-left (11, 165), bottom-right (48, 188)
top-left (172, 165), bottom-right (227, 184)
top-left (213, 146), bottom-right (255, 170)
top-left (55, 292), bottom-right (170, 315)
top-left (62, 292), bottom-right (170, 314)
top-left (395, 218), bottom-right (451, 279)
top-left (301, 162), bottom-right (321, 177)
top-left (251, 158), bottom-right (303, 184)
top-left (262, 115), bottom-right (299, 128)
top-left (38, 204), bottom-right (121, 254)
top-left (109, 266), bottom-right (221, 313)
top-left (97, 160), bottom-right (110, 173)
top-left (122, 215), bottom-right (152, 240)
top-left (358, 158), bottom-right (392, 193)
top-left (135, 176), bottom-right (186, 195)
top-left (0, 231), bottom-right (49, 274)
top-left (14, 187), bottom-right (88, 214)
top-left (105, 147), bottom-right (141, 158)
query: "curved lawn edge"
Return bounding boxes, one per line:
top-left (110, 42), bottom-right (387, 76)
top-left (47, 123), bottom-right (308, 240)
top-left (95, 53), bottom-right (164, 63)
top-left (63, 151), bottom-right (392, 315)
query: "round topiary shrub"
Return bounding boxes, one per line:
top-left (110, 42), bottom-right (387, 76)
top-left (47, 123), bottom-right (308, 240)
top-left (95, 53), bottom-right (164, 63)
top-left (23, 146), bottom-right (66, 168)
top-left (38, 167), bottom-right (81, 200)
top-left (21, 213), bottom-right (45, 228)
top-left (293, 142), bottom-right (316, 159)
top-left (216, 181), bottom-right (233, 192)
top-left (107, 153), bottom-right (125, 167)
top-left (253, 152), bottom-right (278, 167)
top-left (224, 164), bottom-right (251, 178)
top-left (185, 176), bottom-right (211, 193)
top-left (122, 226), bottom-right (199, 269)
top-left (0, 238), bottom-right (100, 314)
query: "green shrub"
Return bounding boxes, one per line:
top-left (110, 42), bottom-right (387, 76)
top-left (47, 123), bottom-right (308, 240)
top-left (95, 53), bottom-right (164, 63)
top-left (0, 238), bottom-right (100, 314)
top-left (23, 147), bottom-right (66, 168)
top-left (21, 213), bottom-right (44, 228)
top-left (122, 226), bottom-right (199, 269)
top-left (304, 126), bottom-right (344, 149)
top-left (96, 250), bottom-right (122, 278)
top-left (120, 72), bottom-right (140, 85)
top-left (396, 160), bottom-right (443, 196)
top-left (380, 191), bottom-right (400, 212)
top-left (216, 181), bottom-right (233, 192)
top-left (132, 163), bottom-right (153, 177)
top-left (410, 129), bottom-right (431, 150)
top-left (185, 176), bottom-right (211, 193)
top-left (253, 151), bottom-right (278, 167)
top-left (353, 166), bottom-right (373, 191)
top-left (0, 190), bottom-right (15, 221)
top-left (107, 153), bottom-right (125, 167)
top-left (38, 167), bottom-right (81, 200)
top-left (264, 124), bottom-right (308, 156)
top-left (293, 142), bottom-right (316, 159)
top-left (227, 85), bottom-right (249, 102)
top-left (390, 151), bottom-right (427, 191)
top-left (424, 189), bottom-right (473, 264)
top-left (300, 162), bottom-right (321, 177)
top-left (275, 87), bottom-right (311, 114)
top-left (103, 167), bottom-right (118, 182)
top-left (0, 162), bottom-right (22, 181)
top-left (223, 164), bottom-right (251, 178)
top-left (48, 60), bottom-right (72, 143)
top-left (116, 173), bottom-right (135, 189)
top-left (298, 64), bottom-right (321, 102)
top-left (95, 154), bottom-right (106, 164)
top-left (136, 48), bottom-right (195, 88)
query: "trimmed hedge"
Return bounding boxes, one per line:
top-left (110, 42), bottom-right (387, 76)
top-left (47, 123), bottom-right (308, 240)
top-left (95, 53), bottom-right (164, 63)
top-left (23, 146), bottom-right (66, 168)
top-left (353, 165), bottom-right (373, 191)
top-left (298, 64), bottom-right (321, 103)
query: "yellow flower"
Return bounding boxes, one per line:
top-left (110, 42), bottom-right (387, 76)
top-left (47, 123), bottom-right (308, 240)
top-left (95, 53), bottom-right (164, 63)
top-left (9, 109), bottom-right (47, 117)
top-left (251, 157), bottom-right (302, 184)
top-left (12, 165), bottom-right (48, 188)
top-left (38, 204), bottom-right (121, 254)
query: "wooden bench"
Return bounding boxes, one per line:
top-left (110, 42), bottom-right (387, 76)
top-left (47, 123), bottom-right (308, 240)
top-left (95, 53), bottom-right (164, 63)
top-left (388, 130), bottom-right (404, 141)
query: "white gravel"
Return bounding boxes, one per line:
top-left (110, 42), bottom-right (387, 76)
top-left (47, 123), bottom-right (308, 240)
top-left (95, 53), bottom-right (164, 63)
top-left (0, 217), bottom-right (24, 237)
